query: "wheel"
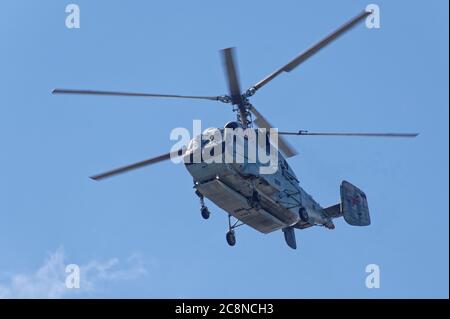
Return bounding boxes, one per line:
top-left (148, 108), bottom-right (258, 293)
top-left (226, 231), bottom-right (236, 246)
top-left (201, 206), bottom-right (210, 220)
top-left (299, 207), bottom-right (309, 222)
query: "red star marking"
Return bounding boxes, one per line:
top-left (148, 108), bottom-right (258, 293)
top-left (351, 195), bottom-right (361, 206)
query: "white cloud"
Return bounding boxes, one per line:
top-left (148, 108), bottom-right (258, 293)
top-left (0, 247), bottom-right (149, 299)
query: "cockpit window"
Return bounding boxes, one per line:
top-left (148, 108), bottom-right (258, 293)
top-left (187, 135), bottom-right (201, 150)
top-left (224, 121), bottom-right (240, 129)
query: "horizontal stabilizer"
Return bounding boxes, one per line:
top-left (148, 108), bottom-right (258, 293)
top-left (324, 203), bottom-right (342, 218)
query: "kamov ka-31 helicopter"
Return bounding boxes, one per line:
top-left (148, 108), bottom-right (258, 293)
top-left (53, 9), bottom-right (418, 249)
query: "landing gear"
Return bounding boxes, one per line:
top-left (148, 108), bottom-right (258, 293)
top-left (201, 206), bottom-right (210, 220)
top-left (226, 214), bottom-right (244, 247)
top-left (226, 230), bottom-right (236, 246)
top-left (299, 207), bottom-right (309, 222)
top-left (196, 190), bottom-right (210, 220)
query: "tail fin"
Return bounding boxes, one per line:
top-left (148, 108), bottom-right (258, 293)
top-left (323, 181), bottom-right (371, 226)
top-left (340, 181), bottom-right (370, 226)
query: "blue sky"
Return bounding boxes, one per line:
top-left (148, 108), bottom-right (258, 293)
top-left (0, 0), bottom-right (448, 298)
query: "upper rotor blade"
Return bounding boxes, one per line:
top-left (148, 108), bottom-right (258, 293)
top-left (278, 131), bottom-right (419, 138)
top-left (250, 105), bottom-right (298, 158)
top-left (52, 89), bottom-right (223, 102)
top-left (90, 149), bottom-right (184, 181)
top-left (221, 48), bottom-right (244, 105)
top-left (251, 10), bottom-right (371, 92)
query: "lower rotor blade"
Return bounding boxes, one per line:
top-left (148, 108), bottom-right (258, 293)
top-left (90, 149), bottom-right (185, 181)
top-left (52, 89), bottom-right (223, 102)
top-left (250, 105), bottom-right (298, 158)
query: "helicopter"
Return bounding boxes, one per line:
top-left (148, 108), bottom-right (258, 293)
top-left (52, 9), bottom-right (418, 249)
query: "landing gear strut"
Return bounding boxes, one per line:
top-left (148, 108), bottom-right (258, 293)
top-left (226, 214), bottom-right (244, 247)
top-left (196, 190), bottom-right (210, 220)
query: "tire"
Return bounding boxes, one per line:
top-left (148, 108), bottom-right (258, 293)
top-left (226, 231), bottom-right (236, 246)
top-left (201, 207), bottom-right (210, 220)
top-left (299, 207), bottom-right (309, 222)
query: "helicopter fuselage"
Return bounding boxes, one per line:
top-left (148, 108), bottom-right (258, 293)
top-left (183, 127), bottom-right (334, 234)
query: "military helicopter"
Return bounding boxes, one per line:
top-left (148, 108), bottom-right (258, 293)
top-left (53, 9), bottom-right (418, 249)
